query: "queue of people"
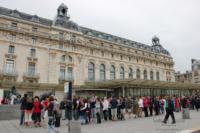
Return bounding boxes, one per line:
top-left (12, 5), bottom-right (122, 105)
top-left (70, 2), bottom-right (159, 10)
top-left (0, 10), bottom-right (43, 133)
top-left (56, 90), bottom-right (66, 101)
top-left (18, 93), bottom-right (200, 132)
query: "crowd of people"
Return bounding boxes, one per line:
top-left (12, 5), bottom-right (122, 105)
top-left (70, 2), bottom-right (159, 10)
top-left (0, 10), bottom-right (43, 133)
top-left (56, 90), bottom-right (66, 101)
top-left (18, 93), bottom-right (200, 131)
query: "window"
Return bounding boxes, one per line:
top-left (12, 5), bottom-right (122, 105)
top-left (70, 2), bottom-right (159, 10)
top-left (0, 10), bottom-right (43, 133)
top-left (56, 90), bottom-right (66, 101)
top-left (67, 67), bottom-right (73, 81)
top-left (59, 67), bottom-right (65, 80)
top-left (27, 62), bottom-right (35, 76)
top-left (128, 57), bottom-right (131, 61)
top-left (128, 68), bottom-right (133, 78)
top-left (120, 55), bottom-right (123, 60)
top-left (120, 67), bottom-right (125, 79)
top-left (32, 37), bottom-right (37, 44)
top-left (30, 48), bottom-right (36, 57)
top-left (68, 56), bottom-right (73, 62)
top-left (90, 49), bottom-right (93, 55)
top-left (156, 71), bottom-right (160, 80)
top-left (136, 69), bottom-right (140, 79)
top-left (110, 65), bottom-right (115, 80)
top-left (88, 62), bottom-right (95, 81)
top-left (8, 45), bottom-right (15, 53)
top-left (61, 55), bottom-right (66, 62)
top-left (100, 64), bottom-right (105, 81)
top-left (32, 27), bottom-right (37, 32)
top-left (59, 32), bottom-right (64, 40)
top-left (10, 34), bottom-right (16, 42)
top-left (144, 70), bottom-right (147, 80)
top-left (111, 53), bottom-right (114, 58)
top-left (5, 60), bottom-right (14, 74)
top-left (11, 22), bottom-right (17, 28)
top-left (59, 42), bottom-right (64, 49)
top-left (150, 71), bottom-right (154, 80)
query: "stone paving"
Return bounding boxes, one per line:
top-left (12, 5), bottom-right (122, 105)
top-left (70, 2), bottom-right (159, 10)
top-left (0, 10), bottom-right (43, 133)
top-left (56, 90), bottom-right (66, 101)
top-left (0, 110), bottom-right (200, 133)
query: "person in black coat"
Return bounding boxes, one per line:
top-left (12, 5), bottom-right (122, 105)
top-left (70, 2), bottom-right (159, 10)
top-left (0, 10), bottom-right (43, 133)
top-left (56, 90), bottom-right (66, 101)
top-left (162, 96), bottom-right (176, 124)
top-left (20, 94), bottom-right (27, 125)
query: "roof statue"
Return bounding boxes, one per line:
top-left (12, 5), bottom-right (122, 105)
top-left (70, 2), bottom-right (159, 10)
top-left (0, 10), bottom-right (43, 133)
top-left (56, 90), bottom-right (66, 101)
top-left (151, 36), bottom-right (170, 55)
top-left (53, 3), bottom-right (80, 31)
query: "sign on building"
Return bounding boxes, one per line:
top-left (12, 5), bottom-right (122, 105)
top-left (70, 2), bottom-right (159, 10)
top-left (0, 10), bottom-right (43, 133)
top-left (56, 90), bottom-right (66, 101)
top-left (64, 82), bottom-right (69, 93)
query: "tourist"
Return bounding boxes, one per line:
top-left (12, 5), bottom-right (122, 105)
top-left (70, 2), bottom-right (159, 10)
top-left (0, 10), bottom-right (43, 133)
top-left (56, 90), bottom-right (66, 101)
top-left (85, 98), bottom-right (91, 124)
top-left (41, 97), bottom-right (49, 121)
top-left (175, 96), bottom-right (180, 112)
top-left (20, 94), bottom-right (27, 126)
top-left (149, 97), bottom-right (154, 116)
top-left (195, 96), bottom-right (200, 112)
top-left (120, 97), bottom-right (126, 120)
top-left (90, 96), bottom-right (96, 122)
top-left (110, 96), bottom-right (118, 121)
top-left (102, 97), bottom-right (109, 121)
top-left (72, 96), bottom-right (79, 120)
top-left (138, 96), bottom-right (143, 117)
top-left (95, 98), bottom-right (102, 124)
top-left (47, 96), bottom-right (59, 133)
top-left (65, 99), bottom-right (72, 121)
top-left (108, 97), bottom-right (112, 120)
top-left (79, 99), bottom-right (87, 125)
top-left (126, 96), bottom-right (133, 119)
top-left (133, 97), bottom-right (139, 118)
top-left (162, 96), bottom-right (176, 124)
top-left (154, 96), bottom-right (160, 116)
top-left (143, 96), bottom-right (149, 117)
top-left (24, 97), bottom-right (33, 126)
top-left (59, 99), bottom-right (66, 120)
top-left (32, 96), bottom-right (42, 127)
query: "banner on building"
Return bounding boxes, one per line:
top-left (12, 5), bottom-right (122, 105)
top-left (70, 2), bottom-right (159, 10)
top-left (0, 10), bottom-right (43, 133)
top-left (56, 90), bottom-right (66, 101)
top-left (192, 59), bottom-right (200, 71)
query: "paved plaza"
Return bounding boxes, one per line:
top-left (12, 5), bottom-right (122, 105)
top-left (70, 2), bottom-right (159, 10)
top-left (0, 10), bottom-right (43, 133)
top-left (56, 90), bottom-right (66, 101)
top-left (0, 110), bottom-right (200, 133)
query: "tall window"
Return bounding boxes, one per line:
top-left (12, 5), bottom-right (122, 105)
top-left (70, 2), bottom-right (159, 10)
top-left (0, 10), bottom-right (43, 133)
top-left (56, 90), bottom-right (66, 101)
top-left (156, 71), bottom-right (160, 80)
top-left (30, 48), bottom-right (36, 57)
top-left (67, 67), bottom-right (73, 81)
top-left (68, 56), bottom-right (73, 62)
top-left (110, 65), bottom-right (115, 80)
top-left (100, 64), bottom-right (105, 81)
top-left (61, 55), bottom-right (66, 62)
top-left (10, 34), bottom-right (16, 42)
top-left (59, 42), bottom-right (64, 49)
top-left (144, 70), bottom-right (147, 80)
top-left (5, 60), bottom-right (14, 74)
top-left (28, 62), bottom-right (35, 76)
top-left (59, 67), bottom-right (65, 80)
top-left (88, 62), bottom-right (95, 81)
top-left (136, 69), bottom-right (140, 79)
top-left (32, 37), bottom-right (37, 44)
top-left (120, 66), bottom-right (125, 79)
top-left (8, 45), bottom-right (15, 53)
top-left (128, 68), bottom-right (133, 78)
top-left (150, 71), bottom-right (154, 80)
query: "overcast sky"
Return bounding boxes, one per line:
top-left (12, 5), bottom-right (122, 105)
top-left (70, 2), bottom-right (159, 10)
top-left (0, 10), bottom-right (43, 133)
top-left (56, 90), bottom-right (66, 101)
top-left (0, 0), bottom-right (200, 73)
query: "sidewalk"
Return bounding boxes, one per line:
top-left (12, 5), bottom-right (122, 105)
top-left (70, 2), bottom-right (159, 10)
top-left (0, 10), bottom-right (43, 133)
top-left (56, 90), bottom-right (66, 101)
top-left (0, 110), bottom-right (200, 133)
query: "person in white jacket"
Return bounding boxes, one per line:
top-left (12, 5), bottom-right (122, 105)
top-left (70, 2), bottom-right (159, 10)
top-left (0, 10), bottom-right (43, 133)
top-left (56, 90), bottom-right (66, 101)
top-left (138, 97), bottom-right (144, 117)
top-left (103, 97), bottom-right (109, 121)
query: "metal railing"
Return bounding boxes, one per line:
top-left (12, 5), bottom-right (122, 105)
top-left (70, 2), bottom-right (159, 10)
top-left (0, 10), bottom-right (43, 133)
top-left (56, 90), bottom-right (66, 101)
top-left (0, 70), bottom-right (18, 77)
top-left (23, 72), bottom-right (40, 78)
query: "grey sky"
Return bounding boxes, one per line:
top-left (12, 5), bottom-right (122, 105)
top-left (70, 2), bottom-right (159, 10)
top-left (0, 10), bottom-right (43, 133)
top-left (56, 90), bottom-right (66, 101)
top-left (0, 0), bottom-right (200, 73)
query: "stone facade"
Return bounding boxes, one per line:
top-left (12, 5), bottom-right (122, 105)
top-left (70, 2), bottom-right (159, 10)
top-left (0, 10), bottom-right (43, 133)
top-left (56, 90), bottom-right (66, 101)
top-left (0, 4), bottom-right (175, 99)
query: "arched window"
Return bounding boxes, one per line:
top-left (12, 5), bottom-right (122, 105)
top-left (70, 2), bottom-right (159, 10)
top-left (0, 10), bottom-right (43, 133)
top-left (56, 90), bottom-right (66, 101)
top-left (110, 65), bottom-right (115, 80)
top-left (61, 55), bottom-right (66, 62)
top-left (144, 70), bottom-right (147, 80)
top-left (136, 69), bottom-right (140, 79)
top-left (150, 71), bottom-right (154, 80)
top-left (100, 64), bottom-right (105, 81)
top-left (156, 71), bottom-right (160, 80)
top-left (68, 56), bottom-right (73, 62)
top-left (88, 62), bottom-right (95, 81)
top-left (128, 68), bottom-right (133, 78)
top-left (120, 66), bottom-right (125, 79)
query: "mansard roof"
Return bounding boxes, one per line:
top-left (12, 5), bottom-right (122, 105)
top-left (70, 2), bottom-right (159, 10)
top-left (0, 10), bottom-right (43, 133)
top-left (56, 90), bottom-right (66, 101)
top-left (0, 6), bottom-right (171, 56)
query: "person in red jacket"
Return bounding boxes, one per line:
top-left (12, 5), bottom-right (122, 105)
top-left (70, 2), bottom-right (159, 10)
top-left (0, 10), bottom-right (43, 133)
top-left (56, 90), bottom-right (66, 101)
top-left (143, 96), bottom-right (149, 117)
top-left (175, 97), bottom-right (180, 112)
top-left (32, 96), bottom-right (42, 127)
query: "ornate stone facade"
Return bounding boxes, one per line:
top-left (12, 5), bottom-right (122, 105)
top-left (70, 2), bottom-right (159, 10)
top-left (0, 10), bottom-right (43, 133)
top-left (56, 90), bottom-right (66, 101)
top-left (0, 4), bottom-right (175, 99)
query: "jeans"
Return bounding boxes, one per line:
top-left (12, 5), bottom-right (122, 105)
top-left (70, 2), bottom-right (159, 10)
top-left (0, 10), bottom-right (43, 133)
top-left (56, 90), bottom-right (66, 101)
top-left (48, 117), bottom-right (56, 133)
top-left (73, 110), bottom-right (79, 120)
top-left (80, 115), bottom-right (85, 124)
top-left (20, 110), bottom-right (24, 125)
top-left (91, 108), bottom-right (96, 120)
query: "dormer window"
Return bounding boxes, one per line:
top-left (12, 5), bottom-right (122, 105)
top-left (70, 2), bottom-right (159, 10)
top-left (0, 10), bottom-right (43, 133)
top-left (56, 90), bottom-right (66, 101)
top-left (32, 27), bottom-right (37, 32)
top-left (11, 22), bottom-right (17, 28)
